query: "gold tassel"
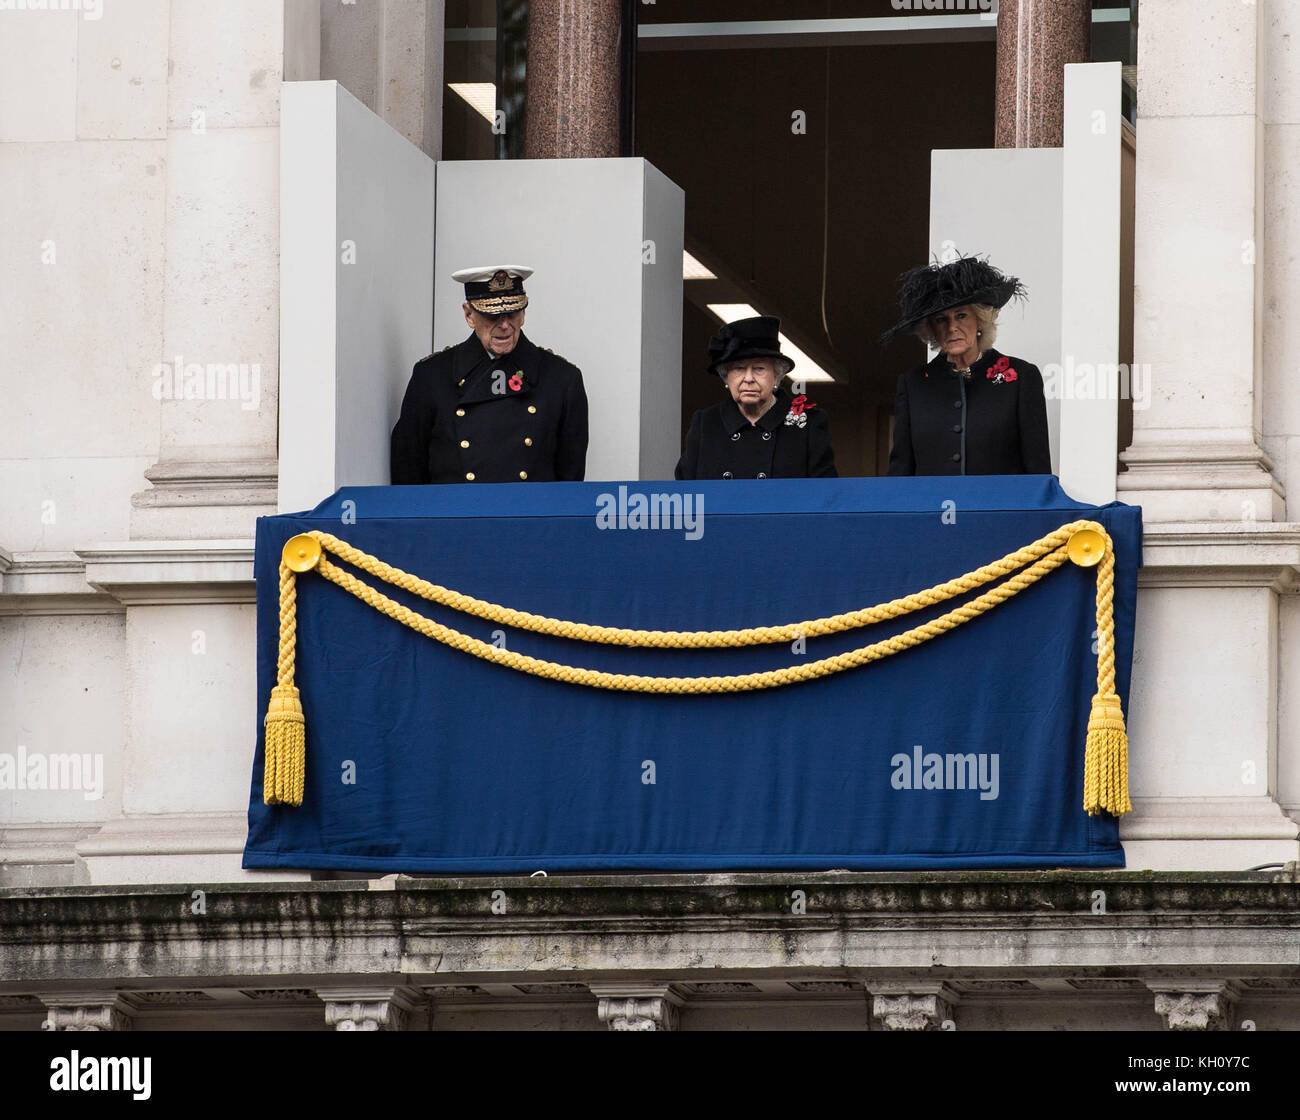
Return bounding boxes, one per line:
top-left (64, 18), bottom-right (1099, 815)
top-left (263, 539), bottom-right (320, 807)
top-left (1083, 691), bottom-right (1130, 817)
top-left (263, 684), bottom-right (305, 806)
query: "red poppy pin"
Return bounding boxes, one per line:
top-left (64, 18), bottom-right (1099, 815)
top-left (987, 356), bottom-right (1018, 384)
top-left (785, 395), bottom-right (816, 428)
top-left (508, 372), bottom-right (523, 392)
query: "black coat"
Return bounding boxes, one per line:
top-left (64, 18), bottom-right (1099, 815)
top-left (391, 332), bottom-right (588, 484)
top-left (675, 390), bottom-right (837, 480)
top-left (887, 349), bottom-right (1051, 476)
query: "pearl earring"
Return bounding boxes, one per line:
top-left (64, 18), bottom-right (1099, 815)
top-left (977, 330), bottom-right (983, 338)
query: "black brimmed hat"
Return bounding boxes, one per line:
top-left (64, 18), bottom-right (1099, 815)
top-left (453, 265), bottom-right (532, 314)
top-left (707, 315), bottom-right (794, 376)
top-left (881, 256), bottom-right (1026, 344)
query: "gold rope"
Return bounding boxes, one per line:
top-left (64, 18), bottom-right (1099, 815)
top-left (313, 546), bottom-right (1069, 693)
top-left (262, 520), bottom-right (1129, 816)
top-left (306, 523), bottom-right (1090, 648)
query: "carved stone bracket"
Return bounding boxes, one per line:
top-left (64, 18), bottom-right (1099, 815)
top-left (316, 986), bottom-right (420, 1031)
top-left (868, 983), bottom-right (959, 1031)
top-left (40, 992), bottom-right (132, 1032)
top-left (589, 983), bottom-right (684, 1031)
top-left (1148, 982), bottom-right (1240, 1031)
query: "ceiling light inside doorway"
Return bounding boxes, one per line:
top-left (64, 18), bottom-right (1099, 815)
top-left (706, 303), bottom-right (834, 383)
top-left (448, 83), bottom-right (496, 124)
top-left (683, 251), bottom-right (716, 280)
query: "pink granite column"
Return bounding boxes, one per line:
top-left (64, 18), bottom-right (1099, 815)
top-left (525, 0), bottom-right (624, 158)
top-left (995, 0), bottom-right (1092, 148)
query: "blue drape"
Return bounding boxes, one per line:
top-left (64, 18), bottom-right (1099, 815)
top-left (244, 477), bottom-right (1140, 871)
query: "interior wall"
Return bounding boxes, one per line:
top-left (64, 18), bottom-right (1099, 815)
top-left (637, 39), bottom-right (997, 477)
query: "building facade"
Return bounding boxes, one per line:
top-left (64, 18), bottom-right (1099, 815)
top-left (2, 0), bottom-right (1299, 1030)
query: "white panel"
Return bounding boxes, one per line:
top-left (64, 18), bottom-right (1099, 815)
top-left (334, 82), bottom-right (436, 497)
top-left (278, 82), bottom-right (338, 513)
top-left (930, 147), bottom-right (1065, 474)
top-left (640, 162), bottom-right (685, 480)
top-left (278, 81), bottom-right (436, 513)
top-left (434, 158), bottom-right (685, 482)
top-left (1058, 62), bottom-right (1123, 505)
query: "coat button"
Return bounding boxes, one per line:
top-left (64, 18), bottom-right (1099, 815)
top-left (952, 424), bottom-right (962, 433)
top-left (519, 471), bottom-right (528, 480)
top-left (762, 431), bottom-right (772, 441)
top-left (731, 432), bottom-right (740, 441)
top-left (456, 409), bottom-right (465, 417)
top-left (466, 472), bottom-right (476, 481)
top-left (953, 400), bottom-right (962, 408)
top-left (757, 472), bottom-right (768, 478)
top-left (951, 453), bottom-right (961, 462)
top-left (524, 437), bottom-right (532, 446)
top-left (458, 379), bottom-right (466, 388)
top-left (722, 471), bottom-right (733, 479)
top-left (460, 440), bottom-right (470, 448)
top-left (528, 405), bottom-right (537, 414)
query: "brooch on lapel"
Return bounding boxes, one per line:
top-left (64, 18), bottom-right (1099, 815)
top-left (508, 372), bottom-right (523, 392)
top-left (784, 395), bottom-right (816, 428)
top-left (987, 356), bottom-right (1018, 384)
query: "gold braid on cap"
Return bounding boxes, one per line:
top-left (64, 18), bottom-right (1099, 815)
top-left (470, 294), bottom-right (529, 314)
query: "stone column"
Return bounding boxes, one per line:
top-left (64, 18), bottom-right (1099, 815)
top-left (868, 983), bottom-right (958, 1031)
top-left (525, 0), bottom-right (624, 158)
top-left (995, 0), bottom-right (1092, 148)
top-left (590, 982), bottom-right (683, 1031)
top-left (1118, 0), bottom-right (1279, 521)
top-left (1148, 981), bottom-right (1239, 1031)
top-left (41, 992), bottom-right (132, 1032)
top-left (1265, 0), bottom-right (1300, 831)
top-left (129, 0), bottom-right (312, 541)
top-left (317, 986), bottom-right (421, 1031)
top-left (319, 0), bottom-right (445, 159)
top-left (1113, 0), bottom-right (1299, 872)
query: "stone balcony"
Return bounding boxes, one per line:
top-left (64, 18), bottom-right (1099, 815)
top-left (2, 870), bottom-right (1298, 1030)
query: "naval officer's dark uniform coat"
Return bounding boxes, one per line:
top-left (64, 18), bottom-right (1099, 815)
top-left (887, 349), bottom-right (1051, 476)
top-left (675, 390), bottom-right (837, 480)
top-left (390, 331), bottom-right (588, 484)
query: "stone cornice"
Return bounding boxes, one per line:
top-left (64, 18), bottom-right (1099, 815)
top-left (0, 553), bottom-right (120, 616)
top-left (1137, 521), bottom-right (1300, 589)
top-left (1, 872), bottom-right (1298, 986)
top-left (0, 541), bottom-right (257, 612)
top-left (79, 539), bottom-right (256, 605)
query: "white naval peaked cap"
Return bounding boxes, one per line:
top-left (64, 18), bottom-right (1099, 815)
top-left (451, 265), bottom-right (535, 284)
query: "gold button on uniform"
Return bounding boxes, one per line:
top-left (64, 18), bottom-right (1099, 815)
top-left (524, 437), bottom-right (533, 447)
top-left (465, 472), bottom-right (475, 481)
top-left (527, 405), bottom-right (537, 414)
top-left (460, 440), bottom-right (470, 448)
top-left (455, 408), bottom-right (465, 417)
top-left (458, 379), bottom-right (465, 387)
top-left (519, 471), bottom-right (528, 480)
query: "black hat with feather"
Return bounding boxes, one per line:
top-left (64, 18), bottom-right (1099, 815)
top-left (880, 256), bottom-right (1026, 344)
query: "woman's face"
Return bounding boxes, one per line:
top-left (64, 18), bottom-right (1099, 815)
top-left (721, 358), bottom-right (780, 409)
top-left (929, 305), bottom-right (979, 360)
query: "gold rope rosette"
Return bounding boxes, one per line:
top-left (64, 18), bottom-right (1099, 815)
top-left (262, 520), bottom-right (1131, 818)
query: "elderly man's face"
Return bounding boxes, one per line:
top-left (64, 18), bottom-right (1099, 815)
top-left (929, 304), bottom-right (980, 362)
top-left (722, 358), bottom-right (780, 410)
top-left (464, 305), bottom-right (525, 355)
